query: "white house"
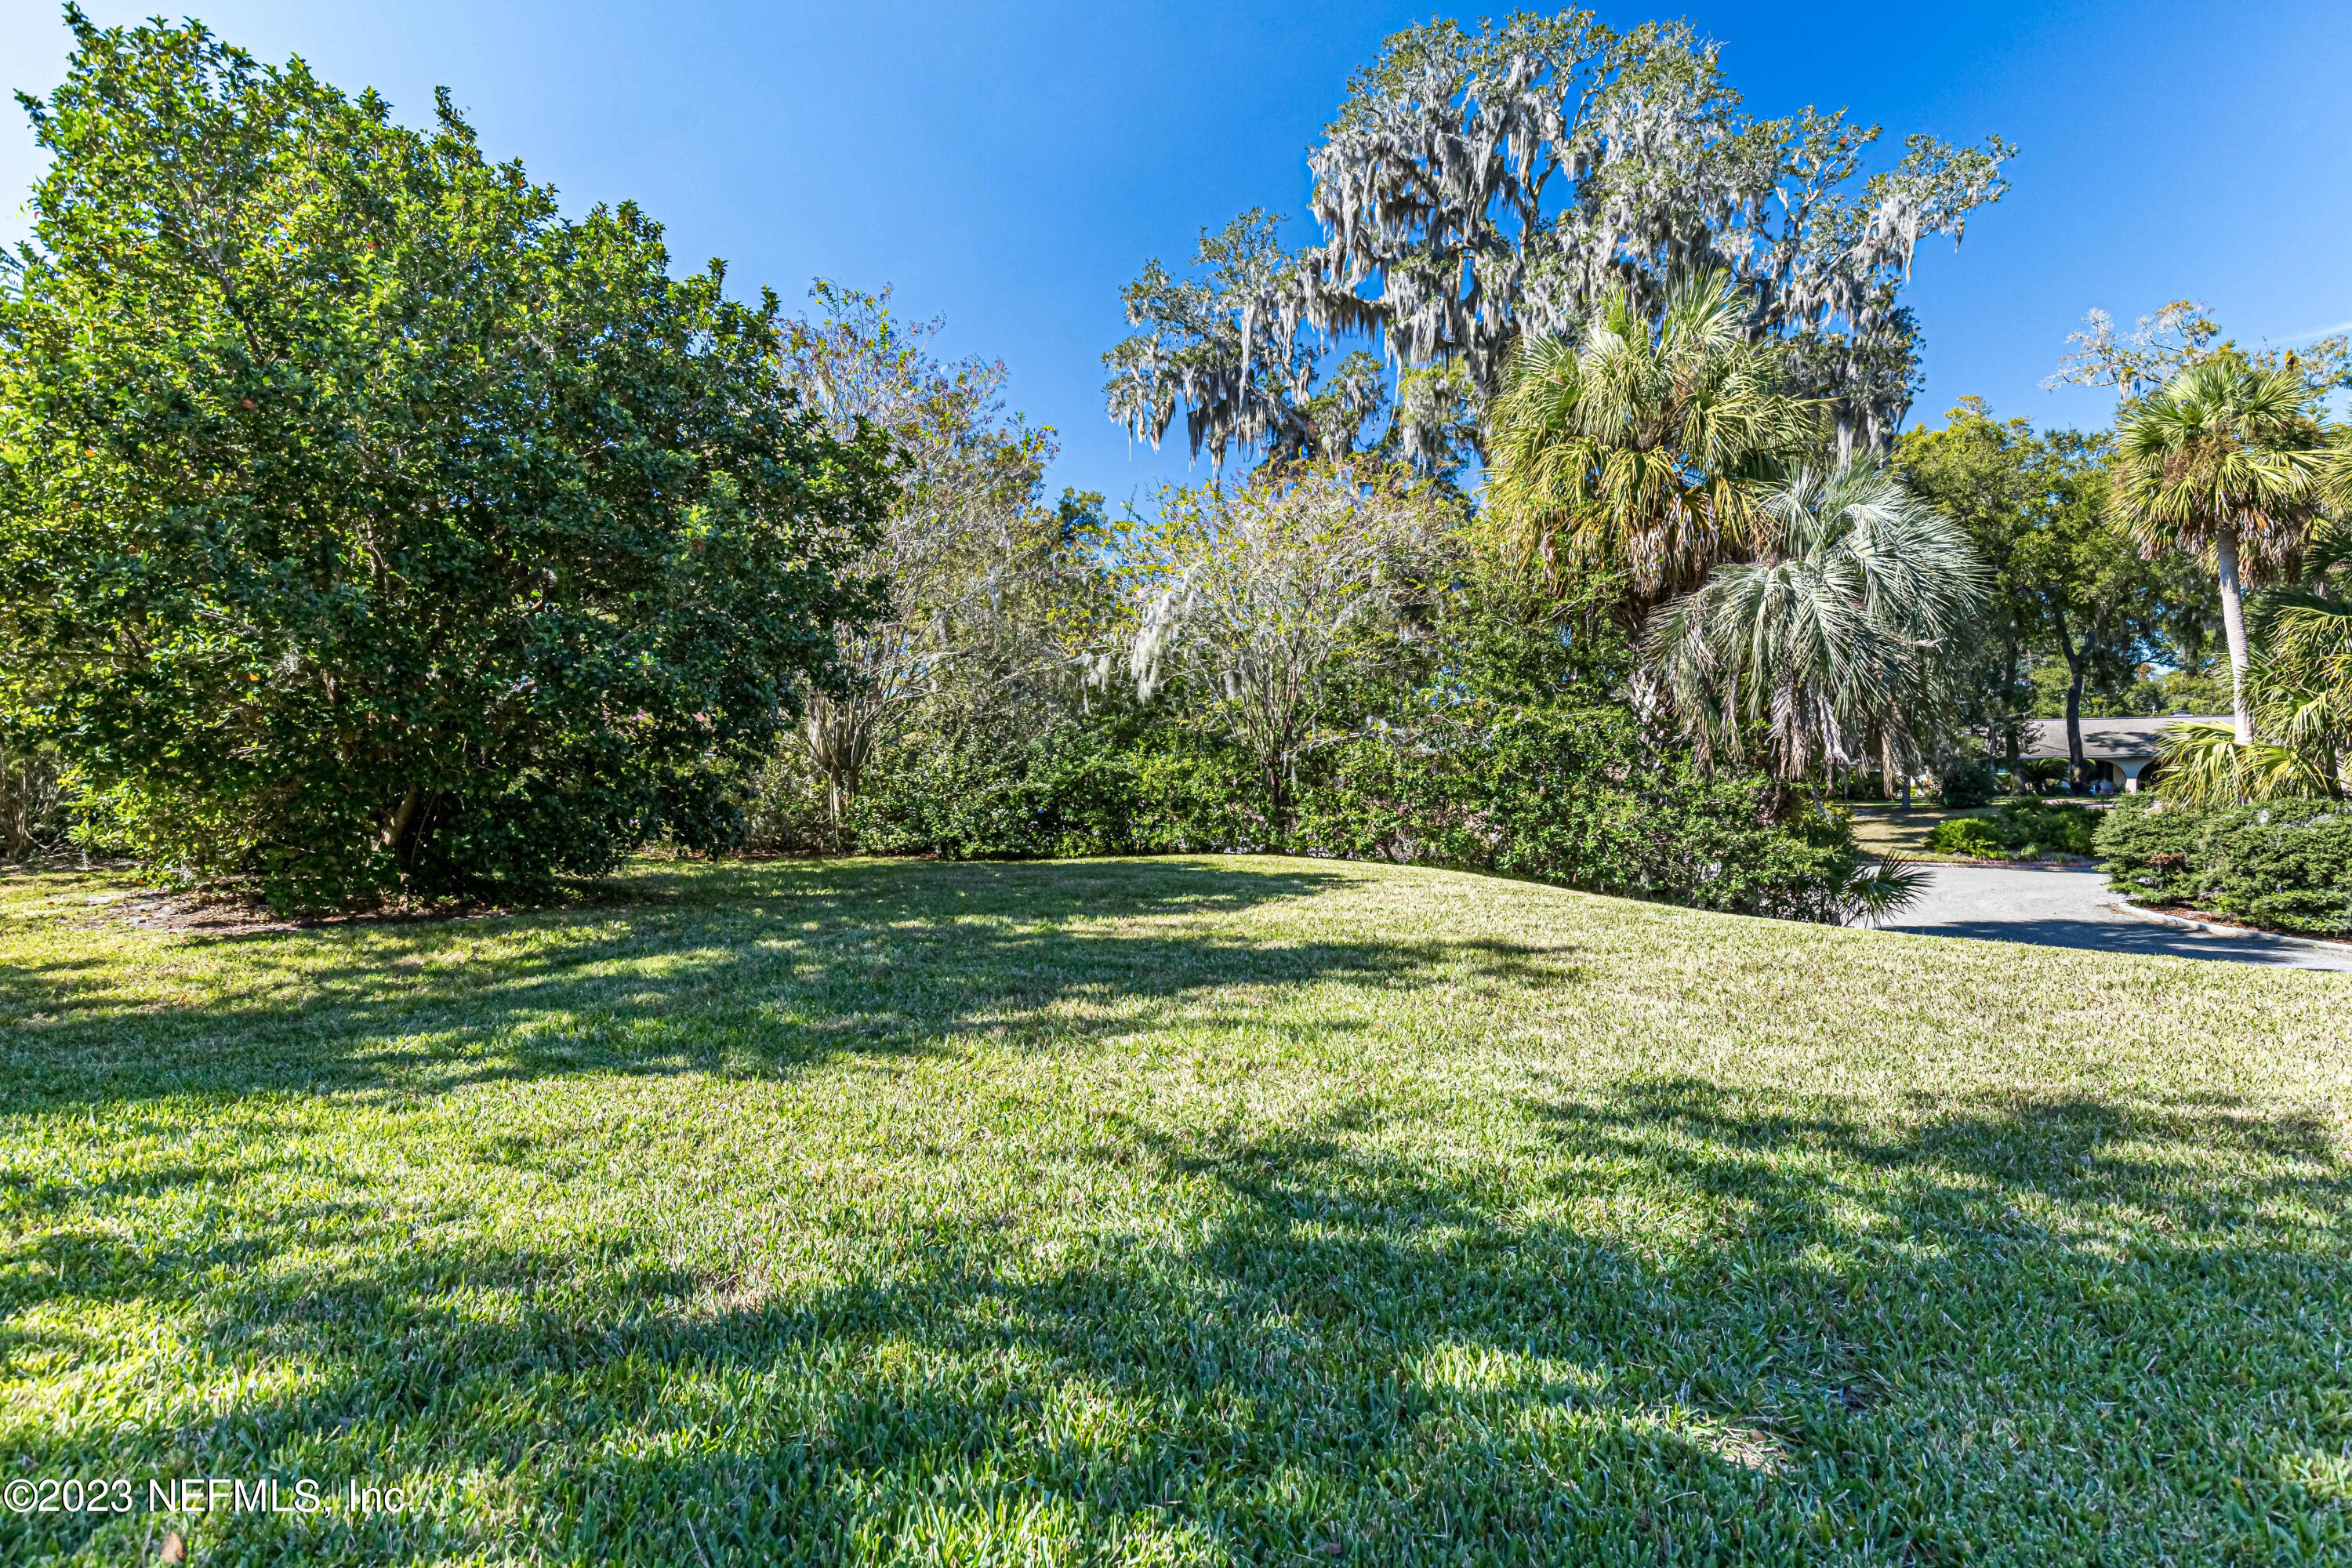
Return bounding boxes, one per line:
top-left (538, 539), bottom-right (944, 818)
top-left (2018, 715), bottom-right (2228, 793)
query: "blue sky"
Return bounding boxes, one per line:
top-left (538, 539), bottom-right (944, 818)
top-left (4, 0), bottom-right (2347, 510)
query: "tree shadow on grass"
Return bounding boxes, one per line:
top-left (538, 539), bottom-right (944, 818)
top-left (8, 1069), bottom-right (2350, 1564)
top-left (1532, 1073), bottom-right (2348, 1230)
top-left (1882, 915), bottom-right (2343, 967)
top-left (4, 858), bottom-right (1577, 1113)
top-left (6, 859), bottom-right (2346, 1559)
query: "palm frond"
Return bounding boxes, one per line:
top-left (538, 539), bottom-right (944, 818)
top-left (1843, 854), bottom-right (1931, 927)
top-left (2111, 357), bottom-right (2327, 572)
top-left (1483, 270), bottom-right (1816, 604)
top-left (1644, 465), bottom-right (1987, 785)
top-left (2154, 720), bottom-right (2335, 807)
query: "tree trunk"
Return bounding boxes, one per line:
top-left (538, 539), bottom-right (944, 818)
top-left (2053, 614), bottom-right (2087, 791)
top-left (2002, 632), bottom-right (2024, 775)
top-left (821, 758), bottom-right (862, 855)
top-left (803, 698), bottom-right (867, 855)
top-left (1263, 758), bottom-right (1290, 847)
top-left (383, 783), bottom-right (423, 862)
top-left (2216, 531), bottom-right (2255, 746)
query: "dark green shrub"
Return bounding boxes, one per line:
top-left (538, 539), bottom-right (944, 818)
top-left (2096, 797), bottom-right (2211, 906)
top-left (1934, 756), bottom-right (1998, 808)
top-left (1997, 800), bottom-right (2100, 858)
top-left (2097, 797), bottom-right (2352, 934)
top-left (1927, 803), bottom-right (2099, 861)
top-left (801, 541), bottom-right (1873, 922)
top-left (1291, 706), bottom-right (1869, 921)
top-left (2197, 808), bottom-right (2352, 935)
top-left (1926, 817), bottom-right (2008, 858)
top-left (841, 715), bottom-right (1263, 862)
top-left (2016, 757), bottom-right (2071, 793)
top-left (837, 699), bottom-right (1872, 924)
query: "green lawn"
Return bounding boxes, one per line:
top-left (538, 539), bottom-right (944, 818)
top-left (3, 855), bottom-right (2348, 1566)
top-left (1844, 803), bottom-right (1990, 863)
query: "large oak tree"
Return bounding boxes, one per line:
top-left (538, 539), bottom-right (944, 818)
top-left (1105, 11), bottom-right (2010, 474)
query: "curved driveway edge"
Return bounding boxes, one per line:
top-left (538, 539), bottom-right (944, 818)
top-left (1878, 863), bottom-right (2352, 972)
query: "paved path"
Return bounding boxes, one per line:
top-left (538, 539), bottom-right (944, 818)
top-left (1881, 864), bottom-right (2352, 971)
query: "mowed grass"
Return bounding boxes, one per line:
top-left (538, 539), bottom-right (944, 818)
top-left (3, 855), bottom-right (2350, 1566)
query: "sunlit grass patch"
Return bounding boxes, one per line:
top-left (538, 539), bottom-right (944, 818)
top-left (3, 854), bottom-right (2348, 1564)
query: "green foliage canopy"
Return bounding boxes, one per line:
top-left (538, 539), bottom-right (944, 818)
top-left (1112, 459), bottom-right (1457, 831)
top-left (1107, 10), bottom-right (2011, 474)
top-left (826, 574), bottom-right (1908, 925)
top-left (0, 11), bottom-right (892, 905)
top-left (1897, 399), bottom-right (2182, 778)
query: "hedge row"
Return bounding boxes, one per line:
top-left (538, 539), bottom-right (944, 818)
top-left (757, 707), bottom-right (1875, 925)
top-left (2096, 797), bottom-right (2352, 935)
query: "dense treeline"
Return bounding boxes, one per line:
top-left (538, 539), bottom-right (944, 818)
top-left (5, 8), bottom-right (2348, 926)
top-left (753, 554), bottom-right (1893, 924)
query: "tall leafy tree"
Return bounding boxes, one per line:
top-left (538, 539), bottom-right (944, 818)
top-left (2138, 416), bottom-right (2352, 804)
top-left (0, 11), bottom-right (891, 905)
top-left (2111, 357), bottom-right (2329, 746)
top-left (775, 283), bottom-right (1082, 840)
top-left (1898, 401), bottom-right (2176, 784)
top-left (1483, 270), bottom-right (1815, 618)
top-left (1893, 402), bottom-right (2038, 762)
top-left (1107, 10), bottom-right (2010, 472)
top-left (2018, 432), bottom-right (2178, 776)
top-left (1102, 213), bottom-right (1425, 475)
top-left (2047, 299), bottom-right (2352, 401)
top-left (1114, 460), bottom-right (1455, 833)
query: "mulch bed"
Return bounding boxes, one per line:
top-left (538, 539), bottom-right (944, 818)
top-left (75, 886), bottom-right (522, 938)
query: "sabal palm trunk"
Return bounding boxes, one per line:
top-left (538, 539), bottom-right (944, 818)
top-left (2215, 531), bottom-right (2255, 746)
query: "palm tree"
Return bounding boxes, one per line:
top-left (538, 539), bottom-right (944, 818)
top-left (1484, 270), bottom-right (1815, 618)
top-left (2266, 516), bottom-right (2352, 773)
top-left (2110, 356), bottom-right (2328, 745)
top-left (2158, 514), bottom-right (2352, 804)
top-left (1644, 465), bottom-right (1987, 791)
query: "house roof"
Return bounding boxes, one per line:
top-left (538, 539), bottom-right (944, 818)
top-left (2018, 715), bottom-right (2229, 761)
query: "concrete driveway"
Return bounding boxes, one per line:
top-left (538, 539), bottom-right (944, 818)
top-left (1880, 863), bottom-right (2352, 971)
